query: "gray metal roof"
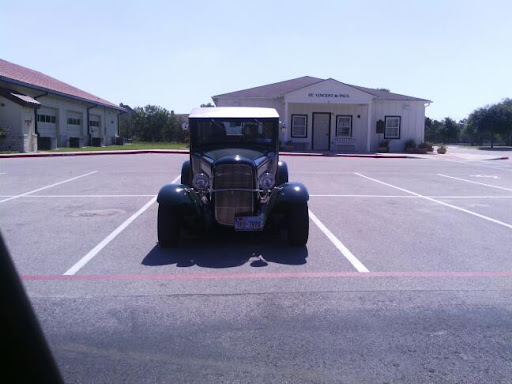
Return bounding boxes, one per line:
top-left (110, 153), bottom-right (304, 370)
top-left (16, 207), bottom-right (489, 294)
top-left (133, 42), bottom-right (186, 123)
top-left (213, 76), bottom-right (431, 102)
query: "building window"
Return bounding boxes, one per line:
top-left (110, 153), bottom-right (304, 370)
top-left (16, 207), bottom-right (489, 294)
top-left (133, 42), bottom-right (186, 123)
top-left (336, 115), bottom-right (352, 137)
top-left (67, 117), bottom-right (81, 125)
top-left (37, 114), bottom-right (56, 123)
top-left (384, 116), bottom-right (401, 139)
top-left (89, 120), bottom-right (100, 127)
top-left (291, 114), bottom-right (307, 138)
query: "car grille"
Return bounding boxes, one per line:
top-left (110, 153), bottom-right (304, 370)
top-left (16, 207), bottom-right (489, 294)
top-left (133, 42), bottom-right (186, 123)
top-left (214, 164), bottom-right (254, 226)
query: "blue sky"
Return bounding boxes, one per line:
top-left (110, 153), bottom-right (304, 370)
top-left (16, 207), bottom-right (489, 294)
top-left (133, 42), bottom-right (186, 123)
top-left (2, 0), bottom-right (511, 120)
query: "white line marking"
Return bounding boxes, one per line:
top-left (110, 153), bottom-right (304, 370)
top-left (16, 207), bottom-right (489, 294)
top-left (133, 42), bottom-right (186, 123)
top-left (308, 209), bottom-right (369, 273)
top-left (355, 172), bottom-right (512, 230)
top-left (310, 194), bottom-right (414, 198)
top-left (310, 194), bottom-right (512, 199)
top-left (438, 174), bottom-right (512, 192)
top-left (431, 196), bottom-right (512, 199)
top-left (0, 171), bottom-right (98, 203)
top-left (63, 175), bottom-right (180, 275)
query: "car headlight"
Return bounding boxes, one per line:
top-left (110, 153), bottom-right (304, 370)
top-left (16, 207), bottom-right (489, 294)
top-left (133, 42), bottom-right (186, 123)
top-left (192, 173), bottom-right (209, 190)
top-left (258, 172), bottom-right (275, 190)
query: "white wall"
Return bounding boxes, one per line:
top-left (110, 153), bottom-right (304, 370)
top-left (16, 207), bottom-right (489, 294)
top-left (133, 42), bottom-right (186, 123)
top-left (0, 96), bottom-right (23, 151)
top-left (284, 103), bottom-right (368, 152)
top-left (371, 101), bottom-right (425, 152)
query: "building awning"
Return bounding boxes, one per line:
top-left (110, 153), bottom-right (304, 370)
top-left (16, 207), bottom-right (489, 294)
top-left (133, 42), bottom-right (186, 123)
top-left (0, 88), bottom-right (41, 108)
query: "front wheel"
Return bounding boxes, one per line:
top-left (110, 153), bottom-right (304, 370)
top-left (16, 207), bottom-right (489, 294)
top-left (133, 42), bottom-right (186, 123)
top-left (287, 203), bottom-right (309, 246)
top-left (158, 205), bottom-right (180, 247)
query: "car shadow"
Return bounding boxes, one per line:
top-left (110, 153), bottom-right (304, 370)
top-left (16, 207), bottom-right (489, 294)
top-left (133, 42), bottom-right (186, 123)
top-left (142, 229), bottom-right (308, 269)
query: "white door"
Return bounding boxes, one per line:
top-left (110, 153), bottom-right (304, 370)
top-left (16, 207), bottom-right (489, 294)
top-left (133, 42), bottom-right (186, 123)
top-left (312, 113), bottom-right (330, 151)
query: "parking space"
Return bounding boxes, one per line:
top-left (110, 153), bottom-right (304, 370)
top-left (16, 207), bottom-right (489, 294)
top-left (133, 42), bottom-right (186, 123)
top-left (1, 154), bottom-right (512, 279)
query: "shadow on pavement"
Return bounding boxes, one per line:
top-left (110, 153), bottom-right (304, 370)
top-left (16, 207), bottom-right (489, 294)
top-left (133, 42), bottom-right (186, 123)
top-left (142, 229), bottom-right (308, 269)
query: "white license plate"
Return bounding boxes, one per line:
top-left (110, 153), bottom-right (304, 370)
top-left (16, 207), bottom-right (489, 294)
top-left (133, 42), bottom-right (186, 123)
top-left (234, 216), bottom-right (264, 231)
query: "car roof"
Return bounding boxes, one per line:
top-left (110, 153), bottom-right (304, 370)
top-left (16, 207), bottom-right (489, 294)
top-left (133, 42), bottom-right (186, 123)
top-left (189, 107), bottom-right (279, 119)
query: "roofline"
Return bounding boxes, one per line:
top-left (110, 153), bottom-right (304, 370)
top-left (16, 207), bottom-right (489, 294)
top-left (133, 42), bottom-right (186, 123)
top-left (212, 76), bottom-right (431, 103)
top-left (213, 95), bottom-right (284, 99)
top-left (374, 97), bottom-right (433, 103)
top-left (0, 76), bottom-right (125, 111)
top-left (211, 76), bottom-right (324, 99)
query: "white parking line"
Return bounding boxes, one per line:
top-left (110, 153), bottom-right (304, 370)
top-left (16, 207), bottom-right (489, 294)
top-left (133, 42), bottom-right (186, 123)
top-left (0, 171), bottom-right (98, 204)
top-left (355, 172), bottom-right (512, 230)
top-left (310, 194), bottom-right (512, 199)
top-left (438, 174), bottom-right (512, 192)
top-left (310, 194), bottom-right (414, 198)
top-left (308, 209), bottom-right (369, 273)
top-left (63, 175), bottom-right (180, 275)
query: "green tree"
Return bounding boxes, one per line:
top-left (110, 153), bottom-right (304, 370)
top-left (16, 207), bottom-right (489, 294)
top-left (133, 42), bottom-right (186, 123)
top-left (132, 105), bottom-right (184, 142)
top-left (438, 117), bottom-right (459, 143)
top-left (200, 102), bottom-right (215, 107)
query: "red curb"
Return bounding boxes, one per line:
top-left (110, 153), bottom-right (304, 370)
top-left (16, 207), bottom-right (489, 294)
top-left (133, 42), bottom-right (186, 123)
top-left (487, 156), bottom-right (509, 161)
top-left (1, 150), bottom-right (412, 159)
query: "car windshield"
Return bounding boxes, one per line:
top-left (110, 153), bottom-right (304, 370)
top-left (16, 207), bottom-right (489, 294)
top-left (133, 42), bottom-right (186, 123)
top-left (190, 118), bottom-right (278, 149)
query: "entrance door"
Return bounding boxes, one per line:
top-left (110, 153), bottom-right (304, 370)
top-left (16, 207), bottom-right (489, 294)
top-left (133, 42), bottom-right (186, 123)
top-left (312, 113), bottom-right (330, 151)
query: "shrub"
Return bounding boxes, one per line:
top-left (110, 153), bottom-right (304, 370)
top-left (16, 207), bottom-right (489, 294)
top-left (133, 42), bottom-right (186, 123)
top-left (404, 139), bottom-right (416, 150)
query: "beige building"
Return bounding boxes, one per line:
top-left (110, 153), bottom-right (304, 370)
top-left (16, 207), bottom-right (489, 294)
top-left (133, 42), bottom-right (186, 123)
top-left (213, 77), bottom-right (431, 153)
top-left (0, 59), bottom-right (124, 152)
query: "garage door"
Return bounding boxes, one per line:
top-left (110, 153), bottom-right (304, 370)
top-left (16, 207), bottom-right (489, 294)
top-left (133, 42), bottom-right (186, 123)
top-left (37, 108), bottom-right (57, 138)
top-left (67, 111), bottom-right (82, 137)
top-left (89, 114), bottom-right (101, 138)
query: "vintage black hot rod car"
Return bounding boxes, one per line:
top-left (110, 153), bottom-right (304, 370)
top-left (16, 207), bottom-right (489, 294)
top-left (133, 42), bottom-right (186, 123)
top-left (157, 107), bottom-right (309, 247)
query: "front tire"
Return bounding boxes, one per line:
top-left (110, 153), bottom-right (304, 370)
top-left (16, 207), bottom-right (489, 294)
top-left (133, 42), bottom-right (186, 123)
top-left (158, 205), bottom-right (180, 247)
top-left (287, 203), bottom-right (309, 246)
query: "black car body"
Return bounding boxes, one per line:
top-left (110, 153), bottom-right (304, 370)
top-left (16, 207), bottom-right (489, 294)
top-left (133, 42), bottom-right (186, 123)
top-left (157, 107), bottom-right (309, 246)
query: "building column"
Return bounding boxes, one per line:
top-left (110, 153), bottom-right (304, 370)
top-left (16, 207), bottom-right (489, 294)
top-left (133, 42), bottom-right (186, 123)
top-left (283, 101), bottom-right (289, 144)
top-left (366, 102), bottom-right (373, 152)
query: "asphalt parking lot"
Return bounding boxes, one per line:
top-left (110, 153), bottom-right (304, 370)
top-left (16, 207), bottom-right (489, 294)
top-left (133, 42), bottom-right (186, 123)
top-left (1, 153), bottom-right (512, 383)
